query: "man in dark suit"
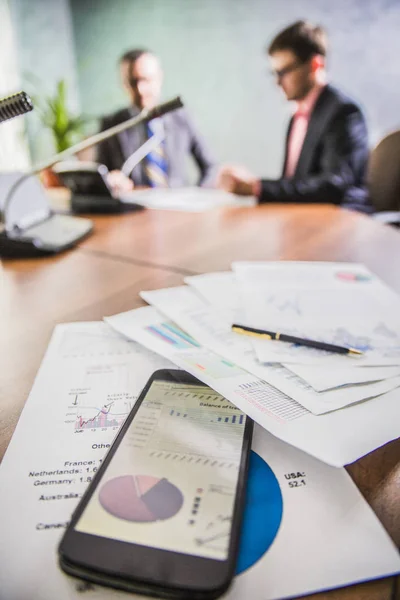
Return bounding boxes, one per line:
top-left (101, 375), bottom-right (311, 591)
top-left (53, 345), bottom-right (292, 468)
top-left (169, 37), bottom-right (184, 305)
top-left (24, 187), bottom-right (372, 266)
top-left (97, 49), bottom-right (215, 192)
top-left (218, 21), bottom-right (372, 213)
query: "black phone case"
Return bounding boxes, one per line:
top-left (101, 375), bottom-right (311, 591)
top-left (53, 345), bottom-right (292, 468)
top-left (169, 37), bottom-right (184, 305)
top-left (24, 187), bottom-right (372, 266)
top-left (59, 554), bottom-right (230, 600)
top-left (59, 369), bottom-right (253, 600)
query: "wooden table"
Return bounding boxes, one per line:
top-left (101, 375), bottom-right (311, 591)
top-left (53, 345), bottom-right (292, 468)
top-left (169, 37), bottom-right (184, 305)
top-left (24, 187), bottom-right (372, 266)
top-left (79, 204), bottom-right (400, 291)
top-left (1, 204), bottom-right (399, 600)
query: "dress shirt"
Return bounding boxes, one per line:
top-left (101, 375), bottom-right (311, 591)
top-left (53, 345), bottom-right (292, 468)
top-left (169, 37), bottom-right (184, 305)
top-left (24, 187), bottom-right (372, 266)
top-left (284, 83), bottom-right (326, 178)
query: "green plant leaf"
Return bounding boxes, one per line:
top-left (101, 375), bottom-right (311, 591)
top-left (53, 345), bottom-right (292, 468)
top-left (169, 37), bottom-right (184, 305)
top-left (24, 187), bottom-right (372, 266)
top-left (24, 77), bottom-right (95, 153)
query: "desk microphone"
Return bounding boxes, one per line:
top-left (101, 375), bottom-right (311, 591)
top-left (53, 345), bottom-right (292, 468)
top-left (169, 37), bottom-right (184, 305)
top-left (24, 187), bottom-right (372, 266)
top-left (0, 96), bottom-right (183, 258)
top-left (0, 92), bottom-right (33, 124)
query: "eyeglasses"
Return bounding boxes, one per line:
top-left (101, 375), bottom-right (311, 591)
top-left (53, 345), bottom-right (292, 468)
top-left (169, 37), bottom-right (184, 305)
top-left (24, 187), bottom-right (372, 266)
top-left (270, 60), bottom-right (306, 80)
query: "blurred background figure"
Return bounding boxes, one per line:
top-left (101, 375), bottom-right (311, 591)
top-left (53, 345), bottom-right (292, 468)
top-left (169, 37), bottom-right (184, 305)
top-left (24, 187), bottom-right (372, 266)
top-left (4, 0), bottom-right (400, 212)
top-left (96, 49), bottom-right (215, 194)
top-left (217, 20), bottom-right (372, 212)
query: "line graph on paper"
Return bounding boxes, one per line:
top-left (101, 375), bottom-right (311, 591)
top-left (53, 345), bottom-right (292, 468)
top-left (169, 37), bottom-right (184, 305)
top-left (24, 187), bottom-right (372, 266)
top-left (274, 323), bottom-right (400, 355)
top-left (330, 324), bottom-right (400, 356)
top-left (64, 363), bottom-right (136, 432)
top-left (258, 288), bottom-right (400, 331)
top-left (63, 360), bottom-right (140, 433)
top-left (263, 293), bottom-right (303, 318)
top-left (66, 396), bottom-right (134, 432)
top-left (252, 320), bottom-right (400, 365)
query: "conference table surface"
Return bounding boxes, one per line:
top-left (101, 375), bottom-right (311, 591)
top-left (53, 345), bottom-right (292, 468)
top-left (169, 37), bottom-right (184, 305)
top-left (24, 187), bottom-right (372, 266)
top-left (1, 203), bottom-right (399, 600)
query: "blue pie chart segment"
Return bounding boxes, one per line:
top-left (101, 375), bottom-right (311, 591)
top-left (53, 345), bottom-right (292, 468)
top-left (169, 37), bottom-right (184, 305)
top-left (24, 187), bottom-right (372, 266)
top-left (236, 451), bottom-right (283, 574)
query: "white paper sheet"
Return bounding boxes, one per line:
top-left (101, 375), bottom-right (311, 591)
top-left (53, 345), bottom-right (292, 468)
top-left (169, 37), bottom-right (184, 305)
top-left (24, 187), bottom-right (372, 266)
top-left (287, 364), bottom-right (400, 391)
top-left (1, 322), bottom-right (398, 600)
top-left (232, 262), bottom-right (400, 365)
top-left (185, 271), bottom-right (400, 390)
top-left (120, 187), bottom-right (256, 212)
top-left (140, 286), bottom-right (400, 415)
top-left (185, 272), bottom-right (242, 310)
top-left (106, 307), bottom-right (400, 467)
top-left (0, 322), bottom-right (173, 600)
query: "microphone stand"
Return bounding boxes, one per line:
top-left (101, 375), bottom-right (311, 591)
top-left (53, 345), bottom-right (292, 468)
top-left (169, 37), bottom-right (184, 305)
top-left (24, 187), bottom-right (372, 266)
top-left (1, 96), bottom-right (183, 229)
top-left (121, 132), bottom-right (164, 177)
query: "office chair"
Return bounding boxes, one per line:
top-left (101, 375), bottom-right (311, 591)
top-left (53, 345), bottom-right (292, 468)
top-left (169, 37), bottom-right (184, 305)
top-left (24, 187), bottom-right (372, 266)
top-left (368, 129), bottom-right (400, 226)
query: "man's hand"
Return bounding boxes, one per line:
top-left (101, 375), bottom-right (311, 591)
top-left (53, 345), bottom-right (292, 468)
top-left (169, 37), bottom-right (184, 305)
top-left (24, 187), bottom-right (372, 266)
top-left (107, 170), bottom-right (134, 195)
top-left (216, 164), bottom-right (260, 196)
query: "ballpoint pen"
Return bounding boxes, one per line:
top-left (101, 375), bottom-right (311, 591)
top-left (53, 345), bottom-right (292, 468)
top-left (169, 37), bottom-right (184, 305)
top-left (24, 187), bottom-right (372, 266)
top-left (231, 323), bottom-right (364, 356)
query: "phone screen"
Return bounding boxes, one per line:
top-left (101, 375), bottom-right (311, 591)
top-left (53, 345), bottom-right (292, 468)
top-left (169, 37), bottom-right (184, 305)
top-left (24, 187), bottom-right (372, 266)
top-left (75, 379), bottom-right (247, 561)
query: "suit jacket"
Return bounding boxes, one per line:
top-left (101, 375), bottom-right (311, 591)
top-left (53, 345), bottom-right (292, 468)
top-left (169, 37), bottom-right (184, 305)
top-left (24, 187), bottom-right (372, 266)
top-left (259, 85), bottom-right (372, 213)
top-left (96, 106), bottom-right (215, 187)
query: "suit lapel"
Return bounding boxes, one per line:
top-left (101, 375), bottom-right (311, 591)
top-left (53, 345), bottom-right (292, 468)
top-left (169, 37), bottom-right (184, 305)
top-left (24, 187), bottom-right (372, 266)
top-left (162, 113), bottom-right (175, 174)
top-left (118, 109), bottom-right (147, 156)
top-left (115, 109), bottom-right (133, 158)
top-left (294, 86), bottom-right (338, 177)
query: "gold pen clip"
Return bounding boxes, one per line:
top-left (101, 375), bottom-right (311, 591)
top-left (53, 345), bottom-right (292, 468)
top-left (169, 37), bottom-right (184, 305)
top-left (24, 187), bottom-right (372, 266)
top-left (348, 348), bottom-right (363, 356)
top-left (232, 327), bottom-right (272, 340)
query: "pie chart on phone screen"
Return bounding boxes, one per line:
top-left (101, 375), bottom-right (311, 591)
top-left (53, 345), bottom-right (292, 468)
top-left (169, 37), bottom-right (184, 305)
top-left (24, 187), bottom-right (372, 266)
top-left (99, 474), bottom-right (184, 522)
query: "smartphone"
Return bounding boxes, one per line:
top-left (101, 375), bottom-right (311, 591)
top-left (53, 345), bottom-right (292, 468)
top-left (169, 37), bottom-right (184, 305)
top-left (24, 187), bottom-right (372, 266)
top-left (59, 369), bottom-right (253, 599)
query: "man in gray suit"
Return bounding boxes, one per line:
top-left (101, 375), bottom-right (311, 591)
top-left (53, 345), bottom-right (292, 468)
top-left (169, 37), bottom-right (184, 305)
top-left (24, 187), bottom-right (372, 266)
top-left (97, 49), bottom-right (215, 192)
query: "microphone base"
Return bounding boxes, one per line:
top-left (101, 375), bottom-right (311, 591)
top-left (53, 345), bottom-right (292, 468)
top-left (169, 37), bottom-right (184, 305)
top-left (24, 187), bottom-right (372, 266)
top-left (0, 231), bottom-right (59, 258)
top-left (70, 193), bottom-right (144, 214)
top-left (0, 215), bottom-right (93, 259)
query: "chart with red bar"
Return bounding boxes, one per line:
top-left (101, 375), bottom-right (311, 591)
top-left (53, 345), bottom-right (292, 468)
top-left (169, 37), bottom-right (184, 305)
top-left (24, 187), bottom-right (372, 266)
top-left (70, 399), bottom-right (133, 432)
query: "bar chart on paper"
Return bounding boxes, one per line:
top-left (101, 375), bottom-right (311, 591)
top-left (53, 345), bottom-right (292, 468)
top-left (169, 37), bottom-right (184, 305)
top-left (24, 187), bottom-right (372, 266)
top-left (146, 321), bottom-right (200, 349)
top-left (180, 352), bottom-right (243, 379)
top-left (74, 401), bottom-right (131, 430)
top-left (65, 397), bottom-right (133, 432)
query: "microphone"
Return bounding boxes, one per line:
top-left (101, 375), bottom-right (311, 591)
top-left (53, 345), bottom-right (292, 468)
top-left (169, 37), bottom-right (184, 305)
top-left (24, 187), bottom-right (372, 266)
top-left (0, 96), bottom-right (183, 258)
top-left (146, 97), bottom-right (183, 121)
top-left (0, 91), bottom-right (33, 124)
top-left (1, 95), bottom-right (183, 224)
top-left (31, 96), bottom-right (183, 175)
top-left (121, 132), bottom-right (165, 177)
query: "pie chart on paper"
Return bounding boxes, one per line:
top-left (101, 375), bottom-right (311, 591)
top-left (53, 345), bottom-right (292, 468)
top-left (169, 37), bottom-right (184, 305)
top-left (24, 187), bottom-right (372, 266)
top-left (99, 474), bottom-right (184, 522)
top-left (236, 451), bottom-right (283, 574)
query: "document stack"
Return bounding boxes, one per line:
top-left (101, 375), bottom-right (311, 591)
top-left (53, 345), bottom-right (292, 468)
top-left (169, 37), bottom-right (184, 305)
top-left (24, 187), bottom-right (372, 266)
top-left (106, 261), bottom-right (400, 467)
top-left (1, 263), bottom-right (400, 600)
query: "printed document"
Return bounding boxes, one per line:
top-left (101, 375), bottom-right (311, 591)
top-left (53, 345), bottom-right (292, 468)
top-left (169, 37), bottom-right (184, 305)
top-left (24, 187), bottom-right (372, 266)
top-left (120, 187), bottom-right (255, 212)
top-left (232, 262), bottom-right (400, 365)
top-left (1, 322), bottom-right (399, 600)
top-left (185, 271), bottom-right (400, 388)
top-left (106, 307), bottom-right (400, 466)
top-left (139, 285), bottom-right (400, 415)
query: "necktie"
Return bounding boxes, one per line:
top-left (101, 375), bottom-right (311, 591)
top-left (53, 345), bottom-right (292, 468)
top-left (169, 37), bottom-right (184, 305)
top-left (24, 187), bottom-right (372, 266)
top-left (144, 120), bottom-right (169, 187)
